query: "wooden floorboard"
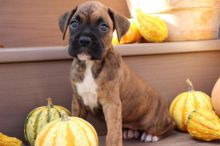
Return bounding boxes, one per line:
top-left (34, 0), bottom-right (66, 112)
top-left (98, 131), bottom-right (220, 146)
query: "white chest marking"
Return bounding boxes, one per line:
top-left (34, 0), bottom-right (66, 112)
top-left (76, 61), bottom-right (98, 109)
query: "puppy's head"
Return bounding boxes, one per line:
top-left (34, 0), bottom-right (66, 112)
top-left (59, 1), bottom-right (130, 60)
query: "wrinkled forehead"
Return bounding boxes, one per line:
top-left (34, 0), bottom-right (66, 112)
top-left (74, 2), bottom-right (113, 27)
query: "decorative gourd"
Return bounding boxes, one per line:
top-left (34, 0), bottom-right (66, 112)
top-left (187, 109), bottom-right (220, 141)
top-left (169, 79), bottom-right (213, 131)
top-left (211, 78), bottom-right (220, 117)
top-left (0, 133), bottom-right (22, 146)
top-left (24, 98), bottom-right (71, 146)
top-left (35, 112), bottom-right (98, 146)
top-left (112, 18), bottom-right (141, 45)
top-left (135, 9), bottom-right (168, 42)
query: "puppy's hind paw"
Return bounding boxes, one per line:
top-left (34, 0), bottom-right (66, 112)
top-left (140, 132), bottom-right (159, 143)
top-left (152, 136), bottom-right (159, 142)
top-left (123, 129), bottom-right (141, 140)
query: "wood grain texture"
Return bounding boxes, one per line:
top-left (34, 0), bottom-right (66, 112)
top-left (0, 0), bottom-right (129, 48)
top-left (125, 51), bottom-right (220, 104)
top-left (0, 51), bottom-right (219, 142)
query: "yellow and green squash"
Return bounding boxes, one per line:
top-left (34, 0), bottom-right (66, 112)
top-left (35, 112), bottom-right (98, 146)
top-left (169, 79), bottom-right (213, 131)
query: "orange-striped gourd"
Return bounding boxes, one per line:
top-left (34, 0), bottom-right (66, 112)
top-left (24, 98), bottom-right (71, 146)
top-left (169, 79), bottom-right (213, 131)
top-left (135, 9), bottom-right (168, 42)
top-left (112, 18), bottom-right (142, 45)
top-left (187, 109), bottom-right (220, 141)
top-left (35, 112), bottom-right (98, 146)
top-left (0, 132), bottom-right (22, 146)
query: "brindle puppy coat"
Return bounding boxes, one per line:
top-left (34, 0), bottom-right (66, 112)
top-left (59, 1), bottom-right (174, 146)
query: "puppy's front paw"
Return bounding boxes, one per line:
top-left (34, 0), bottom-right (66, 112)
top-left (140, 132), bottom-right (159, 143)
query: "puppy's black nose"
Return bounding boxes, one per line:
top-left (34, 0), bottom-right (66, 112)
top-left (79, 36), bottom-right (92, 46)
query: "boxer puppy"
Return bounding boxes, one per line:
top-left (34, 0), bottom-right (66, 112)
top-left (59, 1), bottom-right (174, 146)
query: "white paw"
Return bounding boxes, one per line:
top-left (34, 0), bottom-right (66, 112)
top-left (123, 130), bottom-right (128, 140)
top-left (140, 132), bottom-right (159, 143)
top-left (123, 129), bottom-right (141, 140)
top-left (152, 136), bottom-right (159, 142)
top-left (140, 132), bottom-right (146, 141)
top-left (134, 130), bottom-right (141, 139)
top-left (145, 134), bottom-right (152, 142)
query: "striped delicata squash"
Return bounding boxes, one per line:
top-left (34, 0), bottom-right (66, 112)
top-left (135, 9), bottom-right (168, 42)
top-left (169, 79), bottom-right (213, 131)
top-left (187, 109), bottom-right (220, 141)
top-left (24, 97), bottom-right (71, 146)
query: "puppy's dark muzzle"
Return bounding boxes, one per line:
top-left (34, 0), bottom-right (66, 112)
top-left (79, 36), bottom-right (92, 47)
top-left (68, 32), bottom-right (104, 60)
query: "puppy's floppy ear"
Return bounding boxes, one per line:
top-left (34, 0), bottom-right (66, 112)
top-left (59, 7), bottom-right (77, 40)
top-left (108, 8), bottom-right (130, 42)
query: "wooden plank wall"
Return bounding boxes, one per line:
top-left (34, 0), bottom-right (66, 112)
top-left (0, 0), bottom-right (130, 48)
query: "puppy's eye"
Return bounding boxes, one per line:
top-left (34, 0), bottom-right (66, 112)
top-left (99, 22), bottom-right (109, 32)
top-left (70, 20), bottom-right (79, 29)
